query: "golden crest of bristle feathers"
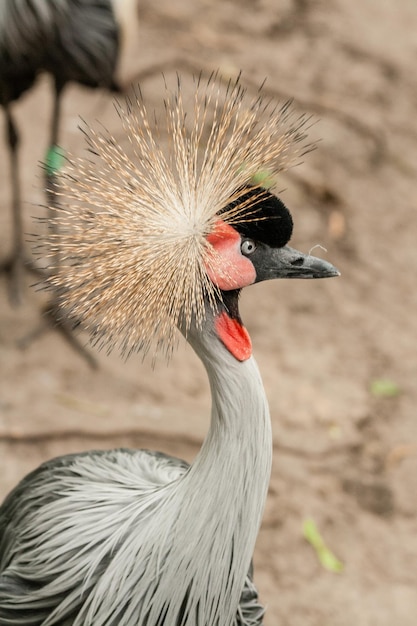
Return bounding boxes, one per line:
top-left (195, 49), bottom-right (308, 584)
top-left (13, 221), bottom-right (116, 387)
top-left (42, 74), bottom-right (313, 358)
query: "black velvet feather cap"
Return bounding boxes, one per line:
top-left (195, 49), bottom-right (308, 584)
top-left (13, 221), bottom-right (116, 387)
top-left (223, 186), bottom-right (293, 249)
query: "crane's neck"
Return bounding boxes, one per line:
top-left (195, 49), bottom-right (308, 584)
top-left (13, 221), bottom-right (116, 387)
top-left (189, 319), bottom-right (272, 493)
top-left (134, 303), bottom-right (273, 625)
top-left (169, 309), bottom-right (273, 624)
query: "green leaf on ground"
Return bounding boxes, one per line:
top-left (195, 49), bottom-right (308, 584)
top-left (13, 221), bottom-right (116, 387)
top-left (370, 379), bottom-right (400, 398)
top-left (303, 517), bottom-right (344, 573)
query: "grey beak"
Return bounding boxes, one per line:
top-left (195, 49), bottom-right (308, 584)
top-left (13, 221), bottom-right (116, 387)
top-left (255, 245), bottom-right (340, 282)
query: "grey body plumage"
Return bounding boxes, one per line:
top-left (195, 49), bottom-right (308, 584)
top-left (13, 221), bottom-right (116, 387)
top-left (0, 449), bottom-right (265, 625)
top-left (0, 0), bottom-right (120, 103)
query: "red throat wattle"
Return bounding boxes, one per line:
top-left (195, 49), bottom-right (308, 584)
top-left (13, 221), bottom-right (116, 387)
top-left (215, 312), bottom-right (252, 361)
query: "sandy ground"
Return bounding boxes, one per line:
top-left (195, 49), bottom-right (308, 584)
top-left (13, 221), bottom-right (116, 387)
top-left (1, 1), bottom-right (417, 624)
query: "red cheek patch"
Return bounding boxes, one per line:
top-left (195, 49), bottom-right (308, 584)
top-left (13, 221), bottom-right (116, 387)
top-left (205, 220), bottom-right (256, 290)
top-left (215, 311), bottom-right (252, 361)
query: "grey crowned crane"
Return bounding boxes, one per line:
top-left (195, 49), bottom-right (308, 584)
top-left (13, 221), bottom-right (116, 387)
top-left (0, 0), bottom-right (138, 303)
top-left (0, 76), bottom-right (339, 624)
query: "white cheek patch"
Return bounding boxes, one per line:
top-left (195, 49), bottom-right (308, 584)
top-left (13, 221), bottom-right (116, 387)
top-left (205, 221), bottom-right (256, 290)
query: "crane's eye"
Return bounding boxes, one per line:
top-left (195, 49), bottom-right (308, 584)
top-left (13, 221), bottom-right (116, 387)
top-left (240, 238), bottom-right (257, 256)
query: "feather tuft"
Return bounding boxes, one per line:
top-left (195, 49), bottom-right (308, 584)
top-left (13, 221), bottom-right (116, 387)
top-left (41, 73), bottom-right (313, 358)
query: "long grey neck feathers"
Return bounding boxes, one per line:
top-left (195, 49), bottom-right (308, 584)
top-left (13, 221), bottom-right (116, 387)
top-left (160, 321), bottom-right (273, 625)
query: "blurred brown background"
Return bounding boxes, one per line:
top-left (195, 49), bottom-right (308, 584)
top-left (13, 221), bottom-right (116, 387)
top-left (1, 1), bottom-right (416, 624)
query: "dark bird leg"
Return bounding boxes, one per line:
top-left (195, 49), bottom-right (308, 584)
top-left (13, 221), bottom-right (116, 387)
top-left (1, 105), bottom-right (46, 304)
top-left (1, 106), bottom-right (25, 305)
top-left (19, 83), bottom-right (97, 369)
top-left (45, 80), bottom-right (64, 213)
top-left (17, 299), bottom-right (97, 369)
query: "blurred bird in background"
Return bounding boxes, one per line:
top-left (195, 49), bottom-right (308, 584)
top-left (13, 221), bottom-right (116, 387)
top-left (0, 0), bottom-right (139, 304)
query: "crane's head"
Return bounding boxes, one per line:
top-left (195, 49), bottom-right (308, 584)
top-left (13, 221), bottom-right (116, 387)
top-left (42, 74), bottom-right (339, 360)
top-left (207, 185), bottom-right (338, 287)
top-left (200, 185), bottom-right (339, 361)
